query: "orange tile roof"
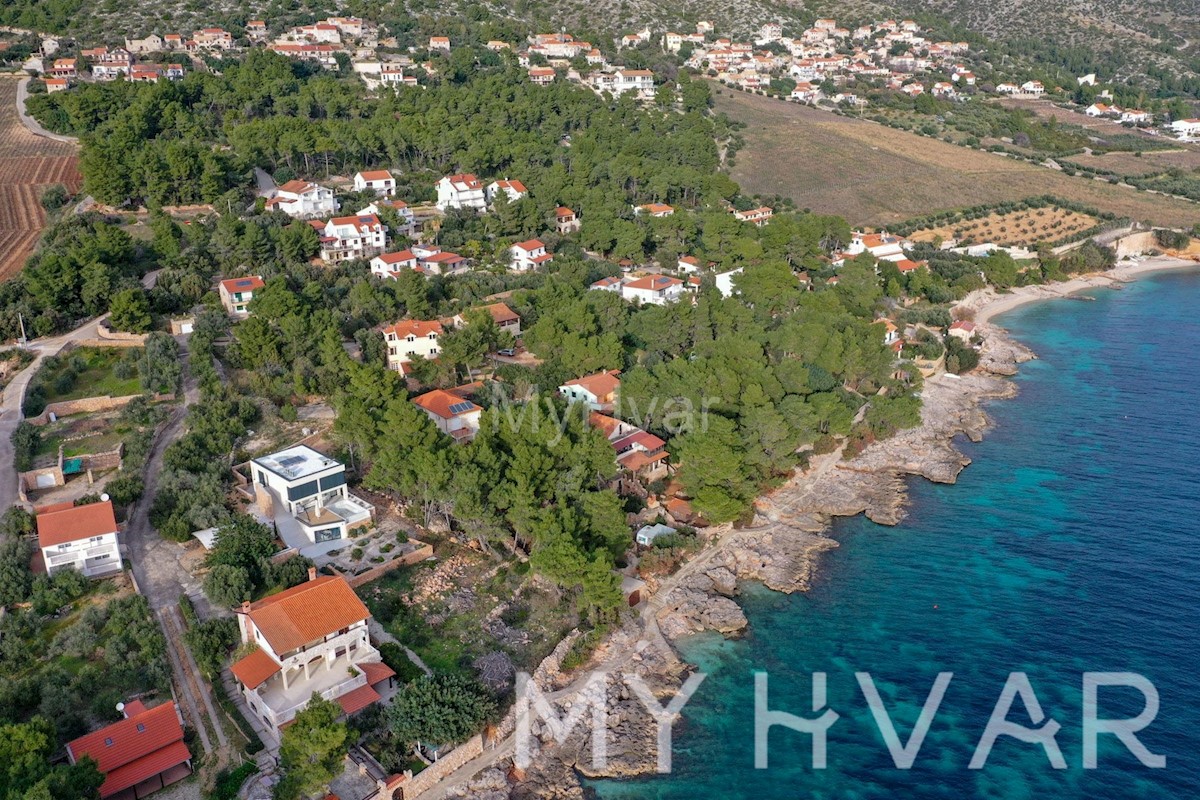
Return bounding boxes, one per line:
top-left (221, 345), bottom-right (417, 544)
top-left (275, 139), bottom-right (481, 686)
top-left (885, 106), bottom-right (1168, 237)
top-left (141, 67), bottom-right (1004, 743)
top-left (564, 369), bottom-right (621, 398)
top-left (220, 275), bottom-right (265, 293)
top-left (277, 179), bottom-right (318, 194)
top-left (513, 239), bottom-right (545, 252)
top-left (588, 412), bottom-right (624, 438)
top-left (555, 206), bottom-right (574, 216)
top-left (37, 500), bottom-right (117, 548)
top-left (337, 683), bottom-right (381, 715)
top-left (623, 275), bottom-right (682, 291)
top-left (230, 647), bottom-right (281, 689)
top-left (376, 250), bottom-right (417, 265)
top-left (358, 170), bottom-right (393, 181)
top-left (617, 449), bottom-right (668, 471)
top-left (413, 389), bottom-right (481, 420)
top-left (68, 703), bottom-right (188, 799)
top-left (493, 179), bottom-right (527, 193)
top-left (360, 660), bottom-right (396, 685)
top-left (383, 319), bottom-right (442, 338)
top-left (481, 302), bottom-right (518, 325)
top-left (246, 576), bottom-right (369, 654)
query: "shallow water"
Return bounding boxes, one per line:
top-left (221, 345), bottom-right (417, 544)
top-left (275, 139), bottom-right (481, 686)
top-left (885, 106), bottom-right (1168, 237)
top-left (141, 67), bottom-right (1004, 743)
top-left (590, 269), bottom-right (1200, 799)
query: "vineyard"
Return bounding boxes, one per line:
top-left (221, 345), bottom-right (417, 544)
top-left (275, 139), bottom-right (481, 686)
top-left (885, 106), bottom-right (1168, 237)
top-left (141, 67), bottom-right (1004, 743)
top-left (0, 77), bottom-right (80, 280)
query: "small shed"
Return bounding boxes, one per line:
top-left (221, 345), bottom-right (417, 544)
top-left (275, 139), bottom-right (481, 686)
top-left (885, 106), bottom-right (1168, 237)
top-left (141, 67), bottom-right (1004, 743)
top-left (635, 523), bottom-right (676, 547)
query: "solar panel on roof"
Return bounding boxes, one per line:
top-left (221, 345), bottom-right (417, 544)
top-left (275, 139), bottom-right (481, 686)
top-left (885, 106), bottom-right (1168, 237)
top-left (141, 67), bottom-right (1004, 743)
top-left (279, 455), bottom-right (306, 467)
top-left (448, 401), bottom-right (475, 415)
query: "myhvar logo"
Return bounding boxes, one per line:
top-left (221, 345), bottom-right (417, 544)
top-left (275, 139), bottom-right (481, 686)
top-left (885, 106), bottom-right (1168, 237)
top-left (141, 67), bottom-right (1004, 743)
top-left (515, 671), bottom-right (1165, 772)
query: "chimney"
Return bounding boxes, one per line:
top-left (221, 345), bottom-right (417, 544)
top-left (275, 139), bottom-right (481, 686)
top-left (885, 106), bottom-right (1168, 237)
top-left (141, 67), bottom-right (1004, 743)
top-left (241, 600), bottom-right (250, 614)
top-left (308, 565), bottom-right (318, 582)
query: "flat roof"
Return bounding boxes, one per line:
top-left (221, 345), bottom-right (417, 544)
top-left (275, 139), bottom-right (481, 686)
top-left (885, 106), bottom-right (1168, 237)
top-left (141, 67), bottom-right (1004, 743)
top-left (251, 444), bottom-right (341, 482)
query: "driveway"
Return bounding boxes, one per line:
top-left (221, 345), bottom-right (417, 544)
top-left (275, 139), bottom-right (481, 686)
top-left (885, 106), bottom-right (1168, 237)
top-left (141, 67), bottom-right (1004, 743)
top-left (15, 76), bottom-right (78, 144)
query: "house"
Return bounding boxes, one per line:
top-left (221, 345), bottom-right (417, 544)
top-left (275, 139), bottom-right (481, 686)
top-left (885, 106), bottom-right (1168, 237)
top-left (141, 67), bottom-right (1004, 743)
top-left (193, 28), bottom-right (234, 50)
top-left (265, 180), bottom-right (338, 219)
top-left (129, 65), bottom-right (163, 83)
top-left (1120, 109), bottom-right (1151, 124)
top-left (47, 57), bottom-right (77, 78)
top-left (634, 203), bottom-right (674, 217)
top-left (714, 267), bottom-right (743, 298)
top-left (246, 20), bottom-right (268, 39)
top-left (412, 390), bottom-right (482, 441)
top-left (528, 67), bottom-right (556, 85)
top-left (353, 170), bottom-right (396, 196)
top-left (249, 445), bottom-right (374, 544)
top-left (429, 36), bottom-right (451, 51)
top-left (509, 239), bottom-right (553, 271)
top-left (609, 68), bottom-right (654, 96)
top-left (621, 274), bottom-right (684, 305)
top-left (378, 65), bottom-right (418, 88)
top-left (948, 320), bottom-right (977, 341)
top-left (230, 571), bottom-right (393, 732)
top-left (894, 258), bottom-right (925, 273)
top-left (45, 78), bottom-right (70, 92)
top-left (90, 48), bottom-right (133, 81)
top-left (931, 82), bottom-right (955, 99)
top-left (588, 411), bottom-right (639, 441)
top-left (590, 275), bottom-right (625, 292)
top-left (410, 246), bottom-right (468, 275)
top-left (36, 500), bottom-right (121, 578)
top-left (1020, 80), bottom-right (1045, 96)
top-left (382, 319), bottom-right (442, 372)
top-left (995, 83), bottom-right (1019, 94)
top-left (555, 206), bottom-right (580, 233)
top-left (124, 34), bottom-right (164, 53)
top-left (733, 206), bottom-right (773, 227)
top-left (790, 82), bottom-right (821, 103)
top-left (454, 302), bottom-right (521, 338)
top-left (485, 179), bottom-right (528, 205)
top-left (436, 173), bottom-right (487, 211)
top-left (847, 231), bottom-right (908, 262)
top-left (370, 250), bottom-right (419, 279)
top-left (1086, 102), bottom-right (1119, 117)
top-left (357, 199), bottom-right (414, 237)
top-left (1169, 119), bottom-right (1200, 138)
top-left (676, 255), bottom-right (700, 273)
top-left (874, 318), bottom-right (900, 345)
top-left (613, 429), bottom-right (669, 479)
top-left (318, 214), bottom-right (387, 262)
top-left (559, 369), bottom-right (621, 410)
top-left (67, 701), bottom-right (191, 800)
top-left (165, 63), bottom-right (185, 80)
top-left (219, 275), bottom-right (265, 316)
top-left (635, 523), bottom-right (676, 546)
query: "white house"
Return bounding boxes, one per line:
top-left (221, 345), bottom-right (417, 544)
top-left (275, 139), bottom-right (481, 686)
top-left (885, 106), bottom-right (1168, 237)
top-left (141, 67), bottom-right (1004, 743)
top-left (559, 369), bottom-right (621, 410)
top-left (733, 206), bottom-right (773, 227)
top-left (36, 500), bottom-right (121, 578)
top-left (371, 250), bottom-right (419, 279)
top-left (1169, 119), bottom-right (1200, 139)
top-left (590, 275), bottom-right (625, 292)
top-left (609, 68), bottom-right (654, 96)
top-left (846, 231), bottom-right (908, 262)
top-left (317, 214), bottom-right (387, 262)
top-left (436, 173), bottom-right (487, 211)
top-left (230, 571), bottom-right (393, 733)
top-left (1120, 109), bottom-right (1151, 125)
top-left (266, 180), bottom-right (338, 219)
top-left (635, 523), bottom-right (676, 546)
top-left (621, 274), bottom-right (684, 305)
top-left (948, 320), bottom-right (977, 341)
top-left (219, 275), bottom-right (265, 316)
top-left (429, 36), bottom-right (451, 51)
top-left (715, 267), bottom-right (743, 298)
top-left (249, 445), bottom-right (373, 544)
top-left (412, 389), bottom-right (482, 442)
top-left (411, 246), bottom-right (468, 275)
top-left (995, 83), bottom-right (1019, 94)
top-left (353, 170), bottom-right (396, 196)
top-left (555, 206), bottom-right (580, 233)
top-left (509, 239), bottom-right (553, 271)
top-left (1020, 80), bottom-right (1045, 96)
top-left (193, 28), bottom-right (234, 50)
top-left (357, 199), bottom-right (414, 237)
top-left (634, 203), bottom-right (674, 217)
top-left (382, 319), bottom-right (442, 372)
top-left (1086, 102), bottom-right (1119, 117)
top-left (485, 179), bottom-right (528, 205)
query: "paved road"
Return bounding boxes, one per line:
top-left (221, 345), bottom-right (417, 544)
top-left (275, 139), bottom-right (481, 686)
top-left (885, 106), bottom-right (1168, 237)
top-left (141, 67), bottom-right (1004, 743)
top-left (14, 76), bottom-right (78, 144)
top-left (0, 316), bottom-right (105, 509)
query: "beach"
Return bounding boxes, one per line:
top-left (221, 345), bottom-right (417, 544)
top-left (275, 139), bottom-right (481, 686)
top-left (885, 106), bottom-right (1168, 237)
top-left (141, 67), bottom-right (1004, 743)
top-left (441, 254), bottom-right (1200, 799)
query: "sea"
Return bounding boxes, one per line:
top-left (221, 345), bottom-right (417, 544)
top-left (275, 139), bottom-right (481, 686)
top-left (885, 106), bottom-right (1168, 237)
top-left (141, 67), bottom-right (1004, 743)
top-left (589, 267), bottom-right (1200, 799)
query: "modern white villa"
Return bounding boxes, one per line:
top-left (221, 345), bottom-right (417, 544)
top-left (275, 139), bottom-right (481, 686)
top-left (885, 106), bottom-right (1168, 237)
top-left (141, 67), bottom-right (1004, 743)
top-left (249, 445), bottom-right (374, 545)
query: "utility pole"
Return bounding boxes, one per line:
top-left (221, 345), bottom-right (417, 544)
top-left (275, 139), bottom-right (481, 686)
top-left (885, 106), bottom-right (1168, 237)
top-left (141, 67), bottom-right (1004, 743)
top-left (17, 312), bottom-right (27, 345)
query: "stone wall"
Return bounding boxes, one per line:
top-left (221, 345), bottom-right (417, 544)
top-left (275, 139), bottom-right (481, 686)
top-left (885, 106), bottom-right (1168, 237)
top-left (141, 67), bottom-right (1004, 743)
top-left (27, 392), bottom-right (174, 426)
top-left (96, 322), bottom-right (150, 344)
top-left (19, 465), bottom-right (63, 492)
top-left (331, 541), bottom-right (435, 589)
top-left (396, 735), bottom-right (485, 799)
top-left (1111, 230), bottom-right (1161, 260)
top-left (71, 338), bottom-right (147, 350)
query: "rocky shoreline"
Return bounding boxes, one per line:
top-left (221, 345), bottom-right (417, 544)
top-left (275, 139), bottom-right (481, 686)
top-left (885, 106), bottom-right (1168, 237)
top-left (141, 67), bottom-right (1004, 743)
top-left (441, 324), bottom-right (1039, 800)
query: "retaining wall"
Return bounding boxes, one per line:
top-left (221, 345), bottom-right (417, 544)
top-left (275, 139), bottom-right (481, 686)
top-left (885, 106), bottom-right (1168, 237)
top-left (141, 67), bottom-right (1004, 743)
top-left (28, 391), bottom-right (173, 425)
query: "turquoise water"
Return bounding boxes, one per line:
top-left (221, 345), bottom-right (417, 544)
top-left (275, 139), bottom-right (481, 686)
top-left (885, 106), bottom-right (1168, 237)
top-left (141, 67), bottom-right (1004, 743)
top-left (591, 269), bottom-right (1200, 799)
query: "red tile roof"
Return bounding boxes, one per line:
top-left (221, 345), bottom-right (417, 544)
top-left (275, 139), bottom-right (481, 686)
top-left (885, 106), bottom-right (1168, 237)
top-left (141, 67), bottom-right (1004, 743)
top-left (276, 179), bottom-right (318, 194)
top-left (492, 179), bottom-right (527, 193)
top-left (376, 250), bottom-right (417, 265)
top-left (245, 576), bottom-right (369, 654)
top-left (337, 683), bottom-right (381, 715)
top-left (413, 389), bottom-right (481, 420)
top-left (479, 302), bottom-right (518, 325)
top-left (383, 319), bottom-right (442, 339)
top-left (613, 430), bottom-right (666, 452)
top-left (68, 703), bottom-right (189, 799)
top-left (623, 275), bottom-right (682, 291)
top-left (358, 170), bottom-right (394, 182)
top-left (512, 239), bottom-right (545, 252)
top-left (36, 500), bottom-right (117, 548)
top-left (563, 369), bottom-right (621, 399)
top-left (360, 660), bottom-right (396, 685)
top-left (230, 647), bottom-right (282, 689)
top-left (220, 275), bottom-right (265, 293)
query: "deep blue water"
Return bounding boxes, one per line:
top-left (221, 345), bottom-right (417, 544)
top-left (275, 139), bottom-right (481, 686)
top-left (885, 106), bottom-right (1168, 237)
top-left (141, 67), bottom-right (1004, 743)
top-left (591, 269), bottom-right (1200, 799)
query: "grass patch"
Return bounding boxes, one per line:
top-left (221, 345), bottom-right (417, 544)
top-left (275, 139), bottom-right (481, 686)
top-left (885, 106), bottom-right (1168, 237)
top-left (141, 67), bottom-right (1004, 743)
top-left (23, 347), bottom-right (143, 416)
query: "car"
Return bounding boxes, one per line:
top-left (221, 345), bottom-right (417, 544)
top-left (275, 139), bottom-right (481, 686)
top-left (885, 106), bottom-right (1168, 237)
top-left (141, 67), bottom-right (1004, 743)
top-left (497, 348), bottom-right (516, 357)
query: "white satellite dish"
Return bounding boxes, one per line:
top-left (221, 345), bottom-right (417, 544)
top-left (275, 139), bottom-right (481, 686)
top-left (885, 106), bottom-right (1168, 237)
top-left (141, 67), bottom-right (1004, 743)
top-left (100, 493), bottom-right (111, 502)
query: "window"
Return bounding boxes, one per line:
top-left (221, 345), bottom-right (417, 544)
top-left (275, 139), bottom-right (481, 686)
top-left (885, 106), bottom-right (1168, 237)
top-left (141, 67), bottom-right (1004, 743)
top-left (104, 738), bottom-right (113, 746)
top-left (136, 723), bottom-right (145, 732)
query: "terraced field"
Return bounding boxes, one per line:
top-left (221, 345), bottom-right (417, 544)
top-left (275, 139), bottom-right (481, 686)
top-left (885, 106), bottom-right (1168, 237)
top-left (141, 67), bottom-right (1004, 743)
top-left (0, 77), bottom-right (80, 280)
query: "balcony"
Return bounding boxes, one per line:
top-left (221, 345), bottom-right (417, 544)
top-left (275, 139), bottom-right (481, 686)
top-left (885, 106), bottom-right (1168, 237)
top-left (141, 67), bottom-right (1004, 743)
top-left (255, 643), bottom-right (381, 724)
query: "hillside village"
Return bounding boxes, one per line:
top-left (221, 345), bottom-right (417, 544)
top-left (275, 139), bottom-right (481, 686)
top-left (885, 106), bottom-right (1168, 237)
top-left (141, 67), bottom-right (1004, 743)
top-left (0, 5), bottom-right (1199, 800)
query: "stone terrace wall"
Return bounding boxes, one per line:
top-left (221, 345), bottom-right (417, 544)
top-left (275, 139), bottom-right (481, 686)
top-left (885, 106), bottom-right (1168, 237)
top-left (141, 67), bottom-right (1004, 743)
top-left (330, 541), bottom-right (435, 589)
top-left (27, 392), bottom-right (173, 425)
top-left (397, 735), bottom-right (485, 799)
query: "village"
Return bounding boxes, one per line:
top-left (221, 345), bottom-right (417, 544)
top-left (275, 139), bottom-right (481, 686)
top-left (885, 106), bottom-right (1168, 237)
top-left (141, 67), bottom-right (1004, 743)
top-left (1, 5), bottom-right (1199, 800)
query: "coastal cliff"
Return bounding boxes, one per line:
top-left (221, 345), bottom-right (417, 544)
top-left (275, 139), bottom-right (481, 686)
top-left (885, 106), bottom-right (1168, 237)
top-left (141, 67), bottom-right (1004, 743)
top-left (440, 325), bottom-right (1040, 799)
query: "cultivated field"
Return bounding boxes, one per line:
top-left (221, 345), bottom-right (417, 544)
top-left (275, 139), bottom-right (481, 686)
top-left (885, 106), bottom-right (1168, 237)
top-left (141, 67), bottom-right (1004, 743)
top-left (0, 77), bottom-right (81, 280)
top-left (715, 89), bottom-right (1200, 228)
top-left (909, 207), bottom-right (1099, 247)
top-left (1064, 149), bottom-right (1200, 177)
